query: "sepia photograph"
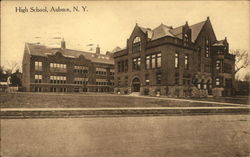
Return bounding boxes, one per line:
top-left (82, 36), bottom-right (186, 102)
top-left (0, 1), bottom-right (250, 157)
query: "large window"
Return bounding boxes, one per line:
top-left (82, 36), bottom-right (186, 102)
top-left (132, 37), bottom-right (141, 53)
top-left (74, 77), bottom-right (88, 85)
top-left (50, 76), bottom-right (66, 84)
top-left (145, 52), bottom-right (161, 70)
top-left (96, 68), bottom-right (107, 75)
top-left (35, 61), bottom-right (42, 71)
top-left (184, 54), bottom-right (189, 70)
top-left (35, 75), bottom-right (42, 83)
top-left (132, 57), bottom-right (141, 71)
top-left (74, 65), bottom-right (88, 74)
top-left (156, 53), bottom-right (161, 68)
top-left (50, 63), bottom-right (67, 72)
top-left (175, 52), bottom-right (179, 68)
top-left (118, 60), bottom-right (128, 73)
top-left (96, 79), bottom-right (108, 86)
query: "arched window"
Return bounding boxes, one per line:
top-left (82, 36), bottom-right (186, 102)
top-left (132, 37), bottom-right (141, 53)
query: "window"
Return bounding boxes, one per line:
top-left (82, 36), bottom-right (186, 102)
top-left (151, 54), bottom-right (156, 69)
top-left (146, 56), bottom-right (150, 69)
top-left (118, 60), bottom-right (127, 73)
top-left (175, 72), bottom-right (179, 85)
top-left (121, 61), bottom-right (124, 72)
top-left (156, 73), bottom-right (161, 85)
top-left (35, 75), bottom-right (42, 83)
top-left (145, 74), bottom-right (150, 85)
top-left (132, 57), bottom-right (141, 71)
top-left (74, 65), bottom-right (88, 74)
top-left (96, 68), bottom-right (107, 75)
top-left (183, 33), bottom-right (188, 46)
top-left (145, 52), bottom-right (161, 70)
top-left (96, 79), bottom-right (108, 86)
top-left (216, 60), bottom-right (222, 71)
top-left (184, 54), bottom-right (189, 70)
top-left (50, 87), bottom-right (57, 92)
top-left (117, 77), bottom-right (120, 86)
top-left (132, 37), bottom-right (141, 53)
top-left (224, 63), bottom-right (232, 74)
top-left (50, 76), bottom-right (66, 84)
top-left (156, 53), bottom-right (162, 68)
top-left (125, 76), bottom-right (128, 86)
top-left (74, 77), bottom-right (88, 85)
top-left (215, 78), bottom-right (220, 86)
top-left (118, 62), bottom-right (121, 73)
top-left (50, 63), bottom-right (67, 72)
top-left (35, 87), bottom-right (42, 92)
top-left (110, 69), bottom-right (115, 75)
top-left (175, 52), bottom-right (179, 68)
top-left (35, 61), bottom-right (42, 71)
top-left (205, 38), bottom-right (210, 57)
top-left (124, 60), bottom-right (128, 72)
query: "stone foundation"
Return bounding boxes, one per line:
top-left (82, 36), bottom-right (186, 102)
top-left (115, 86), bottom-right (209, 98)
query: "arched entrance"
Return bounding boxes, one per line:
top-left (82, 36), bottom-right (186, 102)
top-left (132, 77), bottom-right (140, 92)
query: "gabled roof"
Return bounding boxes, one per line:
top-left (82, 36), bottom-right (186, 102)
top-left (138, 25), bottom-right (153, 39)
top-left (25, 43), bottom-right (114, 65)
top-left (151, 23), bottom-right (174, 40)
top-left (136, 20), bottom-right (207, 43)
top-left (170, 20), bottom-right (206, 42)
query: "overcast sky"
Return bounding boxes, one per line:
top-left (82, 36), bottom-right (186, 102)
top-left (1, 1), bottom-right (249, 73)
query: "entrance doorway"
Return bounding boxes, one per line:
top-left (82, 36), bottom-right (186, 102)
top-left (132, 77), bottom-right (140, 92)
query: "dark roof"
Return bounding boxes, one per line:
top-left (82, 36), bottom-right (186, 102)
top-left (151, 24), bottom-right (174, 40)
top-left (212, 39), bottom-right (227, 46)
top-left (137, 20), bottom-right (206, 43)
top-left (25, 43), bottom-right (114, 65)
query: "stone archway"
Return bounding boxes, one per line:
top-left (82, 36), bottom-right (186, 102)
top-left (132, 77), bottom-right (140, 92)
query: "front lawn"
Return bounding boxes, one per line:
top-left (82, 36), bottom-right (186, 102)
top-left (0, 92), bottom-right (237, 108)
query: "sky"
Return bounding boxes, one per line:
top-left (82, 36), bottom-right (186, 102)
top-left (1, 1), bottom-right (249, 76)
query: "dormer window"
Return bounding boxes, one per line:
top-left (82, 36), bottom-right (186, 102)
top-left (132, 36), bottom-right (141, 53)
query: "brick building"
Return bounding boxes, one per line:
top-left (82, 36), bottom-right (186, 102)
top-left (114, 17), bottom-right (235, 97)
top-left (22, 39), bottom-right (114, 93)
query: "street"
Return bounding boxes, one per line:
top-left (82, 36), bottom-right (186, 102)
top-left (1, 115), bottom-right (250, 157)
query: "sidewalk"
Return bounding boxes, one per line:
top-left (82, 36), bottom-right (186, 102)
top-left (1, 106), bottom-right (249, 119)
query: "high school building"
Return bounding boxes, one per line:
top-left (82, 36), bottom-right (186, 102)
top-left (113, 17), bottom-right (235, 97)
top-left (22, 39), bottom-right (115, 92)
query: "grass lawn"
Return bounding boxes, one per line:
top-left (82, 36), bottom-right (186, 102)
top-left (0, 92), bottom-right (241, 108)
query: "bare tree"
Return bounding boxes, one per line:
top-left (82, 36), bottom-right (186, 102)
top-left (230, 49), bottom-right (250, 77)
top-left (6, 60), bottom-right (21, 73)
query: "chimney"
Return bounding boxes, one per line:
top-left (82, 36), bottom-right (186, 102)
top-left (96, 44), bottom-right (100, 54)
top-left (61, 38), bottom-right (66, 49)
